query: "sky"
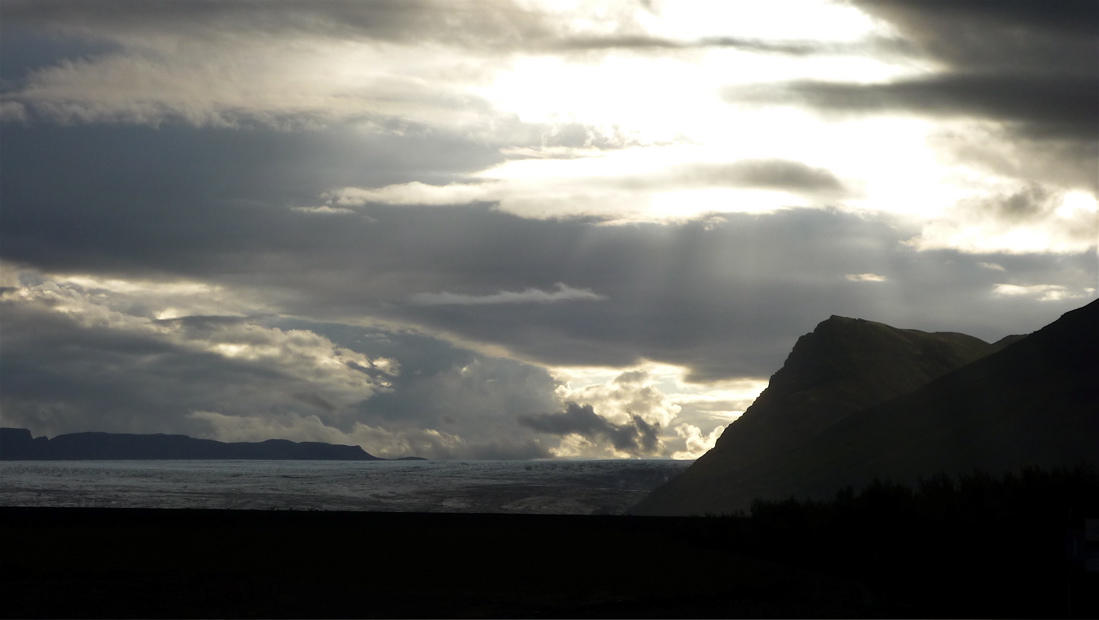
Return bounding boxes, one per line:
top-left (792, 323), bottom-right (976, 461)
top-left (1, 0), bottom-right (1096, 460)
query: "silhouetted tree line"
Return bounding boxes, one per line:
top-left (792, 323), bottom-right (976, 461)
top-left (684, 466), bottom-right (1098, 616)
top-left (748, 465), bottom-right (1098, 534)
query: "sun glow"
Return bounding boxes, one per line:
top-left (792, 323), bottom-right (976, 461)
top-left (462, 1), bottom-right (954, 223)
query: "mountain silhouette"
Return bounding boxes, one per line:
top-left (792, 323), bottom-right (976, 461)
top-left (0, 428), bottom-right (382, 461)
top-left (633, 298), bottom-right (1098, 516)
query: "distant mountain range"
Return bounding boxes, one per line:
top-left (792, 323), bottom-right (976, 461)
top-left (0, 428), bottom-right (391, 461)
top-left (633, 298), bottom-right (1099, 516)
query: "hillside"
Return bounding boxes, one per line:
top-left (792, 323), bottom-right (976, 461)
top-left (633, 299), bottom-right (1098, 516)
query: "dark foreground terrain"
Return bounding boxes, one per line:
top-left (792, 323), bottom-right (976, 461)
top-left (6, 507), bottom-right (868, 619)
top-left (3, 485), bottom-right (1096, 618)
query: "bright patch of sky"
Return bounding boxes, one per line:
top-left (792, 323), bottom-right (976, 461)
top-left (550, 363), bottom-right (768, 458)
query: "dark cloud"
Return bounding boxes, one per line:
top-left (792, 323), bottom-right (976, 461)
top-left (0, 26), bottom-right (120, 86)
top-left (809, 0), bottom-right (1099, 191)
top-left (768, 73), bottom-right (1098, 141)
top-left (1, 0), bottom-right (909, 75)
top-left (550, 34), bottom-right (869, 56)
top-left (520, 158), bottom-right (847, 196)
top-left (520, 402), bottom-right (662, 456)
top-left (614, 370), bottom-right (648, 384)
top-left (719, 2), bottom-right (1098, 194)
top-left (2, 0), bottom-right (554, 51)
top-left (678, 159), bottom-right (846, 194)
top-left (12, 0), bottom-right (846, 62)
top-left (0, 122), bottom-right (502, 277)
top-left (370, 207), bottom-right (1093, 381)
top-left (849, 0), bottom-right (1098, 75)
top-left (0, 299), bottom-right (324, 436)
top-left (1, 122), bottom-right (1091, 383)
top-left (929, 126), bottom-right (1099, 193)
top-left (976, 184), bottom-right (1057, 223)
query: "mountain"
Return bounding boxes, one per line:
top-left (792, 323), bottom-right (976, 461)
top-left (0, 428), bottom-right (382, 461)
top-left (633, 299), bottom-right (1099, 516)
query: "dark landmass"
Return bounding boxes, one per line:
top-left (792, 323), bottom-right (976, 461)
top-left (2, 466), bottom-right (1095, 618)
top-left (0, 428), bottom-right (384, 461)
top-left (634, 298), bottom-right (1099, 516)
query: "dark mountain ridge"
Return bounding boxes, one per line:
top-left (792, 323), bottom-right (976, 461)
top-left (633, 298), bottom-right (1099, 516)
top-left (0, 428), bottom-right (383, 461)
top-left (808, 297), bottom-right (1098, 493)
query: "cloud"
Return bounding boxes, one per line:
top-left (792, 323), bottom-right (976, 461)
top-left (0, 267), bottom-right (567, 459)
top-left (666, 377), bottom-right (767, 421)
top-left (291, 205), bottom-right (357, 216)
top-left (715, 2), bottom-right (1098, 240)
top-left (5, 122), bottom-right (1091, 379)
top-left (520, 402), bottom-right (662, 457)
top-left (9, 0), bottom-right (778, 131)
top-left (539, 364), bottom-right (764, 458)
top-left (848, 0), bottom-right (1098, 75)
top-left (554, 368), bottom-right (681, 430)
top-left (908, 186), bottom-right (1097, 255)
top-left (3, 0), bottom-right (882, 72)
top-left (547, 33), bottom-right (896, 58)
top-left (992, 284), bottom-right (1095, 303)
top-left (927, 125), bottom-right (1098, 194)
top-left (6, 43), bottom-right (496, 130)
top-left (333, 183), bottom-right (500, 207)
top-left (0, 0), bottom-right (555, 130)
top-left (846, 273), bottom-right (886, 282)
top-left (2, 1), bottom-right (1096, 462)
top-left (668, 159), bottom-right (846, 194)
top-left (613, 370), bottom-right (649, 384)
top-left (410, 283), bottom-right (607, 306)
top-left (1, 0), bottom-right (561, 53)
top-left (330, 157), bottom-right (847, 220)
top-left (0, 101), bottom-right (28, 122)
top-left (769, 74), bottom-right (1098, 141)
top-left (0, 276), bottom-right (398, 438)
top-left (189, 410), bottom-right (548, 460)
top-left (796, 1), bottom-right (1097, 204)
top-left (671, 423), bottom-right (723, 460)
